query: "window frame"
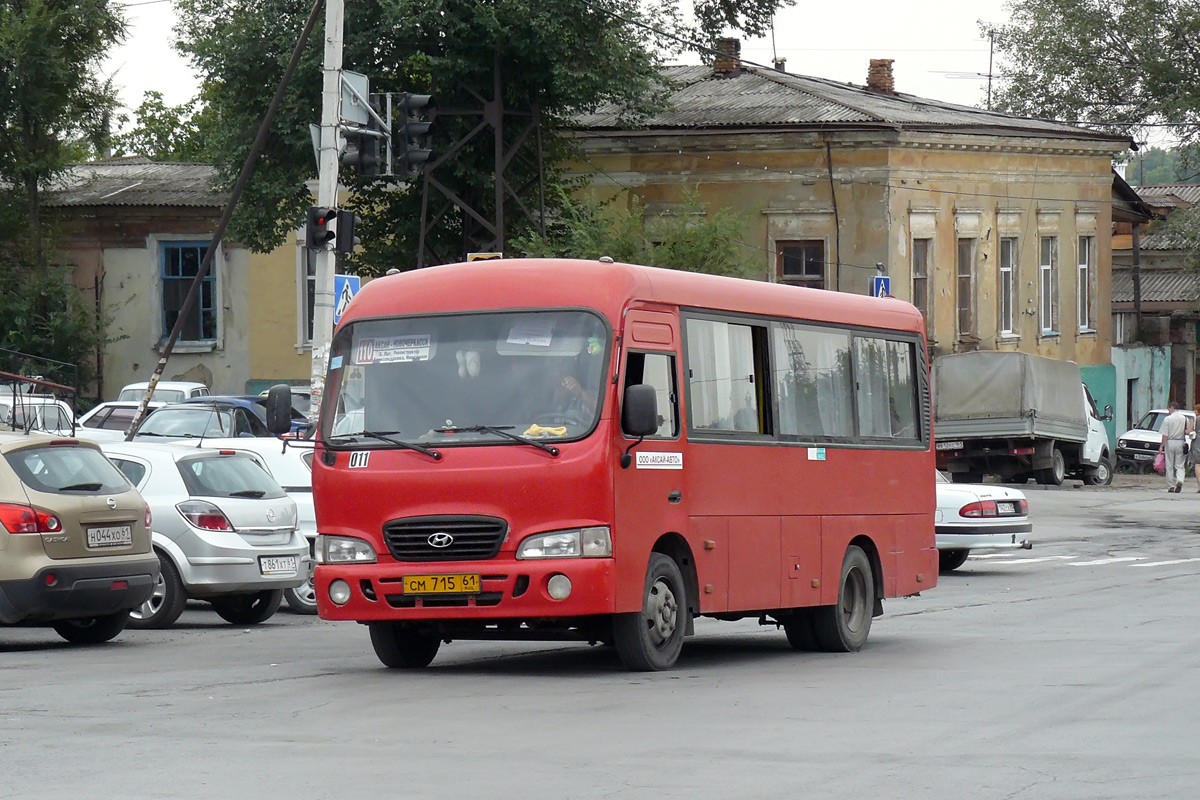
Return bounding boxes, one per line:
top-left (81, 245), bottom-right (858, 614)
top-left (1077, 235), bottom-right (1094, 332)
top-left (911, 237), bottom-right (931, 333)
top-left (956, 238), bottom-right (976, 339)
top-left (776, 240), bottom-right (826, 289)
top-left (159, 240), bottom-right (218, 344)
top-left (999, 237), bottom-right (1018, 337)
top-left (622, 350), bottom-right (681, 440)
top-left (1039, 236), bottom-right (1059, 335)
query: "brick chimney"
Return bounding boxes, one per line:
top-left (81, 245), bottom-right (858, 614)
top-left (773, 56), bottom-right (787, 73)
top-left (866, 58), bottom-right (895, 94)
top-left (714, 37), bottom-right (741, 77)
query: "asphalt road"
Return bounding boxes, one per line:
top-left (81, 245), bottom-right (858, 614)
top-left (3, 480), bottom-right (1199, 799)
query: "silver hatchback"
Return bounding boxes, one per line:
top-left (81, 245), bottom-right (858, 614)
top-left (100, 442), bottom-right (310, 628)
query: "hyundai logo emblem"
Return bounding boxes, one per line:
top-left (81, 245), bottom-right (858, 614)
top-left (428, 532), bottom-right (454, 548)
top-left (106, 497), bottom-right (117, 509)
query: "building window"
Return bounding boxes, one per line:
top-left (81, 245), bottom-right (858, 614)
top-left (956, 238), bottom-right (975, 338)
top-left (912, 238), bottom-right (931, 332)
top-left (999, 237), bottom-right (1018, 336)
top-left (161, 241), bottom-right (216, 342)
top-left (1078, 235), bottom-right (1094, 331)
top-left (777, 240), bottom-right (825, 288)
top-left (1039, 236), bottom-right (1058, 334)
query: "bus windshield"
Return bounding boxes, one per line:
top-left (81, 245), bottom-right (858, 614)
top-left (322, 310), bottom-right (609, 446)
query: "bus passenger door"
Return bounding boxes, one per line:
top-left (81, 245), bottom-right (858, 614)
top-left (612, 313), bottom-right (692, 614)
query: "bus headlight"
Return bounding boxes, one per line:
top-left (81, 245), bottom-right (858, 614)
top-left (317, 534), bottom-right (377, 564)
top-left (516, 526), bottom-right (611, 559)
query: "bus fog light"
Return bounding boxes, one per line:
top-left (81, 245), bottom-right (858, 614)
top-left (547, 574), bottom-right (572, 600)
top-left (329, 579), bottom-right (352, 605)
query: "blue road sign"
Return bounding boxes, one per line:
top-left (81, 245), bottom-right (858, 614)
top-left (871, 276), bottom-right (891, 298)
top-left (333, 274), bottom-right (361, 324)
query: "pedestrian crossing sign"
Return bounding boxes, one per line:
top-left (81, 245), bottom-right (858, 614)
top-left (334, 274), bottom-right (361, 324)
top-left (872, 276), bottom-right (891, 298)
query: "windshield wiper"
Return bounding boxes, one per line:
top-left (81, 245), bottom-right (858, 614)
top-left (229, 489), bottom-right (267, 498)
top-left (60, 482), bottom-right (103, 491)
top-left (328, 430), bottom-right (442, 461)
top-left (435, 425), bottom-right (560, 457)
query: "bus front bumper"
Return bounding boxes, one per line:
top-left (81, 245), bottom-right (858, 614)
top-left (315, 558), bottom-right (617, 621)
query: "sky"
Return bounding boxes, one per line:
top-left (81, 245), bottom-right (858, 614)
top-left (103, 0), bottom-right (1012, 117)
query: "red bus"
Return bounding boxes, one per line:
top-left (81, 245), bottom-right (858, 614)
top-left (275, 259), bottom-right (936, 671)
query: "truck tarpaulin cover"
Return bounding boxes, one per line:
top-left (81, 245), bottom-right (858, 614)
top-left (933, 352), bottom-right (1086, 426)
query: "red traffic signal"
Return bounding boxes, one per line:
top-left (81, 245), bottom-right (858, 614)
top-left (307, 206), bottom-right (335, 249)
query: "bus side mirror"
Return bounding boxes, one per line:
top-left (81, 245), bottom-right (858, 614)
top-left (265, 384), bottom-right (295, 436)
top-left (622, 384), bottom-right (659, 438)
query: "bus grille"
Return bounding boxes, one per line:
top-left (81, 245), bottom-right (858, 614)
top-left (382, 515), bottom-right (508, 562)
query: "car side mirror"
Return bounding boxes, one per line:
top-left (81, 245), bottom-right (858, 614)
top-left (264, 384), bottom-right (295, 436)
top-left (622, 384), bottom-right (659, 438)
top-left (1102, 404), bottom-right (1114, 422)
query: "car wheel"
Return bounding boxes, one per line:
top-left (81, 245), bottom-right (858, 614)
top-left (1037, 447), bottom-right (1066, 486)
top-left (613, 552), bottom-right (688, 671)
top-left (369, 622), bottom-right (441, 668)
top-left (1085, 456), bottom-right (1113, 486)
top-left (128, 552), bottom-right (187, 629)
top-left (811, 545), bottom-right (875, 652)
top-left (211, 590), bottom-right (283, 625)
top-left (52, 612), bottom-right (129, 644)
top-left (939, 549), bottom-right (971, 572)
top-left (283, 580), bottom-right (318, 615)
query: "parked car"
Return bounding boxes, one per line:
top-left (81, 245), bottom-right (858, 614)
top-left (133, 398), bottom-right (274, 441)
top-left (0, 431), bottom-right (159, 643)
top-left (166, 437), bottom-right (317, 614)
top-left (74, 400), bottom-right (167, 443)
top-left (100, 441), bottom-right (310, 628)
top-left (1116, 409), bottom-right (1198, 472)
top-left (258, 385), bottom-right (313, 417)
top-left (935, 470), bottom-right (1033, 573)
top-left (0, 397), bottom-right (76, 436)
top-left (116, 381), bottom-right (210, 404)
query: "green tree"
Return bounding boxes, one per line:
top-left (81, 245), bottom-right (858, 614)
top-left (1124, 147), bottom-right (1195, 186)
top-left (173, 0), bottom-right (792, 274)
top-left (0, 0), bottom-right (126, 265)
top-left (112, 90), bottom-right (214, 162)
top-left (988, 0), bottom-right (1200, 155)
top-left (512, 189), bottom-right (759, 277)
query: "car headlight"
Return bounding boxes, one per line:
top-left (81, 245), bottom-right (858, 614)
top-left (517, 526), bottom-right (612, 559)
top-left (1118, 439), bottom-right (1127, 448)
top-left (317, 534), bottom-right (377, 564)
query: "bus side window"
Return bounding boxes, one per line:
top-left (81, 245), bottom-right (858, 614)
top-left (625, 352), bottom-right (678, 438)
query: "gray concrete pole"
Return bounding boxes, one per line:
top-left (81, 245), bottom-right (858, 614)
top-left (309, 0), bottom-right (344, 422)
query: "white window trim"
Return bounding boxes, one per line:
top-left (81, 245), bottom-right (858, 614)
top-left (148, 234), bottom-right (224, 354)
top-left (999, 237), bottom-right (1018, 338)
top-left (1077, 235), bottom-right (1094, 333)
top-left (956, 237), bottom-right (976, 340)
top-left (1039, 236), bottom-right (1058, 336)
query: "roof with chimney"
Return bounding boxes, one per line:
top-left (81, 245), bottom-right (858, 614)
top-left (44, 156), bottom-right (226, 208)
top-left (575, 61), bottom-right (1130, 146)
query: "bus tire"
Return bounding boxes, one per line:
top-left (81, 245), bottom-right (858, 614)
top-left (613, 553), bottom-right (687, 671)
top-left (812, 545), bottom-right (874, 653)
top-left (938, 549), bottom-right (970, 572)
top-left (782, 609), bottom-right (819, 651)
top-left (369, 622), bottom-right (441, 668)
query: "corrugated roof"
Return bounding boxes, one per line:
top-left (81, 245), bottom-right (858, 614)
top-left (575, 64), bottom-right (1129, 144)
top-left (45, 157), bottom-right (226, 208)
top-left (1140, 231), bottom-right (1199, 251)
top-left (1135, 184), bottom-right (1200, 208)
top-left (1112, 270), bottom-right (1200, 303)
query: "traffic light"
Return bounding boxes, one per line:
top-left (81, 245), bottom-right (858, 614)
top-left (396, 92), bottom-right (435, 174)
top-left (341, 98), bottom-right (382, 177)
top-left (306, 206), bottom-right (335, 249)
top-left (335, 209), bottom-right (361, 254)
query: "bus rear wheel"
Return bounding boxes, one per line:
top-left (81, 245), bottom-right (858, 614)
top-left (369, 622), bottom-right (441, 668)
top-left (613, 553), bottom-right (687, 671)
top-left (811, 545), bottom-right (875, 652)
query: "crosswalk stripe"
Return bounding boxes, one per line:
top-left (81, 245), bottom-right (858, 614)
top-left (974, 556), bottom-right (1074, 564)
top-left (1069, 557), bottom-right (1146, 566)
top-left (1130, 558), bottom-right (1200, 567)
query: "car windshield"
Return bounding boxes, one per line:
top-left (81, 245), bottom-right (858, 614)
top-left (176, 454), bottom-right (286, 499)
top-left (137, 406), bottom-right (237, 438)
top-left (4, 445), bottom-right (130, 495)
top-left (321, 310), bottom-right (609, 446)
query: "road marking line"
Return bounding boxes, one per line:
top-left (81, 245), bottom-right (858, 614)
top-left (969, 554), bottom-right (1073, 560)
top-left (1069, 557), bottom-right (1146, 566)
top-left (1130, 558), bottom-right (1200, 567)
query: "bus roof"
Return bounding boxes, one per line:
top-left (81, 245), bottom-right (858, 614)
top-left (342, 259), bottom-right (925, 335)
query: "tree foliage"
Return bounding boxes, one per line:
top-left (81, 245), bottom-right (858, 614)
top-left (112, 90), bottom-right (214, 162)
top-left (988, 0), bottom-right (1200, 155)
top-left (511, 189), bottom-right (759, 277)
top-left (173, 0), bottom-right (792, 273)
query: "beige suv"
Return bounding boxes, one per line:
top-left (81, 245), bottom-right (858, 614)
top-left (0, 432), bottom-right (159, 643)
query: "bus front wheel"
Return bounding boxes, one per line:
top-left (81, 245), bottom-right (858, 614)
top-left (812, 545), bottom-right (875, 652)
top-left (613, 553), bottom-right (687, 671)
top-left (369, 622), bottom-right (441, 668)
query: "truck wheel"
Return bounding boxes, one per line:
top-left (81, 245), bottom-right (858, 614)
top-left (1037, 447), bottom-right (1066, 486)
top-left (1085, 456), bottom-right (1113, 486)
top-left (939, 549), bottom-right (970, 572)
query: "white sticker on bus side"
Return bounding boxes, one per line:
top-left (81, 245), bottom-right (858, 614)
top-left (636, 452), bottom-right (683, 470)
top-left (348, 451), bottom-right (370, 468)
top-left (807, 447), bottom-right (826, 461)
